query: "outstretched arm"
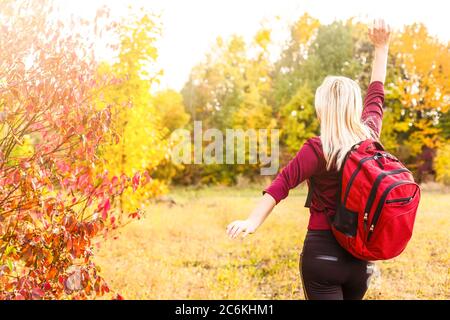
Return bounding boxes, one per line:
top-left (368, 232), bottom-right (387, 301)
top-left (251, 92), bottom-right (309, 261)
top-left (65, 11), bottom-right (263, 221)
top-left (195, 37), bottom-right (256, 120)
top-left (369, 19), bottom-right (391, 84)
top-left (226, 140), bottom-right (320, 240)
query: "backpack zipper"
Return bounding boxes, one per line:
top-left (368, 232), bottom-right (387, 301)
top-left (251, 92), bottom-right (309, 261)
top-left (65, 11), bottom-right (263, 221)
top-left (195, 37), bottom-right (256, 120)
top-left (386, 197), bottom-right (413, 204)
top-left (363, 168), bottom-right (411, 231)
top-left (367, 180), bottom-right (417, 242)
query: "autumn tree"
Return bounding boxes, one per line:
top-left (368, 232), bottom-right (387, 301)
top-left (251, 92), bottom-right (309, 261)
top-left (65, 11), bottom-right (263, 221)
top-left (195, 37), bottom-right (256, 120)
top-left (151, 89), bottom-right (190, 183)
top-left (0, 0), bottom-right (145, 299)
top-left (180, 30), bottom-right (276, 184)
top-left (388, 24), bottom-right (450, 178)
top-left (390, 24), bottom-right (450, 153)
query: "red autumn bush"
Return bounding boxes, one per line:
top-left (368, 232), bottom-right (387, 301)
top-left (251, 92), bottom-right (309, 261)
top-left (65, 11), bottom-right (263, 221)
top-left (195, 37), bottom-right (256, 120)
top-left (0, 0), bottom-right (145, 299)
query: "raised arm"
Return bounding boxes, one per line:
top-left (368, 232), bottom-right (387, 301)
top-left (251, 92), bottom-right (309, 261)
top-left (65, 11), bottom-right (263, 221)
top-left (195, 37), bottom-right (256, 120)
top-left (368, 19), bottom-right (391, 84)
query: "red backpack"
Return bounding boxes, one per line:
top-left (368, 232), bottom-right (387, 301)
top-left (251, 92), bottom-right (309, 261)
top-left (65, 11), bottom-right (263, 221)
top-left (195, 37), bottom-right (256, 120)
top-left (307, 139), bottom-right (421, 261)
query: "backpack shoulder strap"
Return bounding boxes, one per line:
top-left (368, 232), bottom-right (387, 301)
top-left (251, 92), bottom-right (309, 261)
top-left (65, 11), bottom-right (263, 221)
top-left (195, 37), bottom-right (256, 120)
top-left (304, 177), bottom-right (327, 209)
top-left (304, 179), bottom-right (314, 208)
top-left (304, 177), bottom-right (335, 225)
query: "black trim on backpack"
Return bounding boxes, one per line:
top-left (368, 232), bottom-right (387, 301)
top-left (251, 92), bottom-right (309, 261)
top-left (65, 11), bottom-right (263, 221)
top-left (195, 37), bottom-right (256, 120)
top-left (304, 179), bottom-right (314, 208)
top-left (363, 168), bottom-right (411, 230)
top-left (372, 141), bottom-right (385, 152)
top-left (333, 203), bottom-right (358, 237)
top-left (304, 177), bottom-right (328, 211)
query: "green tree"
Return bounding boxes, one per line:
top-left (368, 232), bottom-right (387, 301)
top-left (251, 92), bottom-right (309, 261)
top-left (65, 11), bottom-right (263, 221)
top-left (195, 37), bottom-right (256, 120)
top-left (273, 20), bottom-right (367, 154)
top-left (179, 30), bottom-right (276, 184)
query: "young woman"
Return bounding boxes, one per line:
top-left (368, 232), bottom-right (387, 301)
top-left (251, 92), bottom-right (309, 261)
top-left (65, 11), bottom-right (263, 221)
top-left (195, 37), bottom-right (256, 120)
top-left (226, 19), bottom-right (392, 300)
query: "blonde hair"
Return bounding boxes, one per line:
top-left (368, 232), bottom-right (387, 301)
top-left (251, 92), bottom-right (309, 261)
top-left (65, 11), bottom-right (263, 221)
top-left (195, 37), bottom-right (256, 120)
top-left (315, 76), bottom-right (376, 171)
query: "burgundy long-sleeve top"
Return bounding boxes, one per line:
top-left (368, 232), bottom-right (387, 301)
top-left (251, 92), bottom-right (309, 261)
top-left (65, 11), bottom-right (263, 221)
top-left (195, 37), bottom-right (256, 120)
top-left (263, 81), bottom-right (385, 230)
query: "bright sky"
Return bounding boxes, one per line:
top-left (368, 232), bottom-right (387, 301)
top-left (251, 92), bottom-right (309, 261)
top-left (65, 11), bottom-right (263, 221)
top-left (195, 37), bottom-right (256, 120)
top-left (59, 0), bottom-right (450, 91)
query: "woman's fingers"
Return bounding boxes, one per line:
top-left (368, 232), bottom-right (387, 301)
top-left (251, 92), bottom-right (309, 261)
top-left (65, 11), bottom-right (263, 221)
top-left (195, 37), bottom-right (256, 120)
top-left (372, 19), bottom-right (388, 32)
top-left (368, 19), bottom-right (391, 46)
top-left (368, 26), bottom-right (374, 38)
top-left (227, 221), bottom-right (242, 239)
top-left (232, 223), bottom-right (245, 239)
top-left (231, 225), bottom-right (241, 238)
top-left (386, 23), bottom-right (392, 37)
top-left (227, 222), bottom-right (238, 237)
top-left (227, 220), bottom-right (254, 239)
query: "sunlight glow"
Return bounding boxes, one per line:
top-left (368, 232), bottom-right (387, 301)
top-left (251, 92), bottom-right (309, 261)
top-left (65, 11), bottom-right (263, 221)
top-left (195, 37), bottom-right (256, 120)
top-left (57, 0), bottom-right (450, 91)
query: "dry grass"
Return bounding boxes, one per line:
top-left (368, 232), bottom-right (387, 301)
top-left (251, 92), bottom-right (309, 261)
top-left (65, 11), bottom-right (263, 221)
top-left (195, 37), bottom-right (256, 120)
top-left (94, 185), bottom-right (450, 300)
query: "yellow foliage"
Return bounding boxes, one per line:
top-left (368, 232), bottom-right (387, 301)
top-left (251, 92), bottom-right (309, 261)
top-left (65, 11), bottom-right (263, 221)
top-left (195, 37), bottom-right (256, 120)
top-left (8, 135), bottom-right (34, 165)
top-left (390, 24), bottom-right (450, 156)
top-left (391, 24), bottom-right (450, 113)
top-left (435, 142), bottom-right (450, 185)
top-left (152, 90), bottom-right (190, 134)
top-left (254, 28), bottom-right (271, 50)
top-left (292, 13), bottom-right (320, 46)
top-left (97, 13), bottom-right (168, 211)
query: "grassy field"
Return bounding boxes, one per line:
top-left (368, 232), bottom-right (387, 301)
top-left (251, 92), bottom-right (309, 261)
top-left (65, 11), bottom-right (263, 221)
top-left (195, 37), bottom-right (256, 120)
top-left (95, 185), bottom-right (450, 300)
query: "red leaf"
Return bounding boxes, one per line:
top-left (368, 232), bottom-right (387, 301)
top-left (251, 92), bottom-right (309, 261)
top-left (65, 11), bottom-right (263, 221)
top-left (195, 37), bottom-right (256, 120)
top-left (132, 172), bottom-right (140, 192)
top-left (56, 160), bottom-right (70, 173)
top-left (102, 283), bottom-right (110, 294)
top-left (111, 176), bottom-right (119, 185)
top-left (20, 161), bottom-right (31, 170)
top-left (77, 173), bottom-right (90, 189)
top-left (44, 282), bottom-right (52, 291)
top-left (99, 198), bottom-right (110, 220)
top-left (128, 211), bottom-right (141, 220)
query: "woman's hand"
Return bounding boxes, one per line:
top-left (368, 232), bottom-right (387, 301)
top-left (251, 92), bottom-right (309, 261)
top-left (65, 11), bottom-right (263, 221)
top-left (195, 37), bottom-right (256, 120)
top-left (368, 19), bottom-right (391, 49)
top-left (369, 19), bottom-right (391, 83)
top-left (226, 219), bottom-right (260, 239)
top-left (226, 193), bottom-right (276, 240)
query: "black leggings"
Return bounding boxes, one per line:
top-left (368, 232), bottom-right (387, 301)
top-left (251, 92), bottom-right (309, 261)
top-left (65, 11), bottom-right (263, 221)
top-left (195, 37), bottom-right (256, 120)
top-left (299, 230), bottom-right (374, 300)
